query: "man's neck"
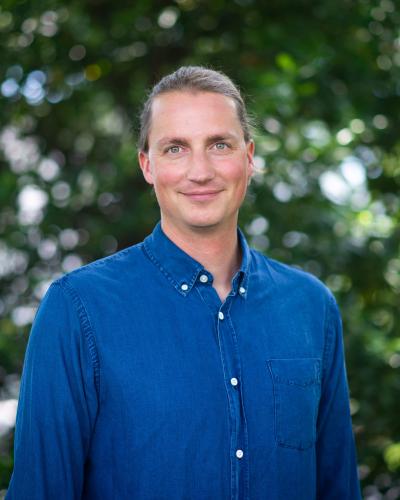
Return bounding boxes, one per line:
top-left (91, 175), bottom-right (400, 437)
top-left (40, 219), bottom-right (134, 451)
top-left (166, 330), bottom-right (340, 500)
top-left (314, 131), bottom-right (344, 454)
top-left (161, 219), bottom-right (241, 302)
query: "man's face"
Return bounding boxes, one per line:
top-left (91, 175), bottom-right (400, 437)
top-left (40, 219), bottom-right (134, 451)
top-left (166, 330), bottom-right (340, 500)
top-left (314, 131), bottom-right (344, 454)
top-left (138, 91), bottom-right (254, 235)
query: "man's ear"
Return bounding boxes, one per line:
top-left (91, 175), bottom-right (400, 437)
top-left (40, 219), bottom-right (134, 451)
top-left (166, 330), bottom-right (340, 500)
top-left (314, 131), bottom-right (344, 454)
top-left (138, 151), bottom-right (154, 185)
top-left (246, 139), bottom-right (255, 178)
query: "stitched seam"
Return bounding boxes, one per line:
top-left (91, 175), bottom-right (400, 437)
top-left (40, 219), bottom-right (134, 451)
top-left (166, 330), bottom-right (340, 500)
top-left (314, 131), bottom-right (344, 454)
top-left (195, 287), bottom-right (216, 315)
top-left (267, 361), bottom-right (278, 447)
top-left (215, 315), bottom-right (236, 500)
top-left (227, 309), bottom-right (251, 498)
top-left (62, 246), bottom-right (133, 278)
top-left (142, 239), bottom-right (180, 290)
top-left (322, 294), bottom-right (335, 388)
top-left (57, 277), bottom-right (101, 402)
top-left (142, 240), bottom-right (201, 294)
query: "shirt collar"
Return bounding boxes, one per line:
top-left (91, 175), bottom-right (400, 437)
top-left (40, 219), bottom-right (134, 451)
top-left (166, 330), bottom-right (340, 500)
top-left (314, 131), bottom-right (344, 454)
top-left (143, 222), bottom-right (251, 297)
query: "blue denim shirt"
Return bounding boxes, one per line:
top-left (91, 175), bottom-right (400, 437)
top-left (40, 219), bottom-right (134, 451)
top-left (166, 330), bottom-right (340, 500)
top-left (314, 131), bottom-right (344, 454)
top-left (7, 222), bottom-right (361, 499)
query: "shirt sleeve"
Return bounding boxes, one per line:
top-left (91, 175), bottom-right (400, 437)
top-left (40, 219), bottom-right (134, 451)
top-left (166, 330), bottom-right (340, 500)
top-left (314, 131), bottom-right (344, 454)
top-left (316, 294), bottom-right (362, 499)
top-left (6, 278), bottom-right (100, 500)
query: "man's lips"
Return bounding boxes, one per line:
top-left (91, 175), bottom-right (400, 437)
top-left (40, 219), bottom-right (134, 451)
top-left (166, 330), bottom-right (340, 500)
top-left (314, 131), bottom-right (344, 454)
top-left (181, 190), bottom-right (223, 201)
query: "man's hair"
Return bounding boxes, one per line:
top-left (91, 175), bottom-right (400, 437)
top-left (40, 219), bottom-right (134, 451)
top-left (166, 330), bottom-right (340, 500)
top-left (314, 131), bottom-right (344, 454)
top-left (138, 66), bottom-right (252, 152)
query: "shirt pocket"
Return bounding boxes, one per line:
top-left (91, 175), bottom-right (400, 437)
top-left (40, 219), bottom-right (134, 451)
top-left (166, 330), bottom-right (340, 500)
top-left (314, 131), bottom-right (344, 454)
top-left (267, 358), bottom-right (321, 451)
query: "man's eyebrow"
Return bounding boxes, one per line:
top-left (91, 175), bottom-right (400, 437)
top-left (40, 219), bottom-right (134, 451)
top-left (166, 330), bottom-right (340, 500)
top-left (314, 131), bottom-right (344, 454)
top-left (156, 133), bottom-right (239, 148)
top-left (156, 137), bottom-right (190, 149)
top-left (206, 133), bottom-right (238, 144)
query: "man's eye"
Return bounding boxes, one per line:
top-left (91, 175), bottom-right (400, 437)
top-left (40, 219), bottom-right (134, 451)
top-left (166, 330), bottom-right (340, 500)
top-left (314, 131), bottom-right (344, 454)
top-left (167, 146), bottom-right (182, 154)
top-left (214, 142), bottom-right (229, 150)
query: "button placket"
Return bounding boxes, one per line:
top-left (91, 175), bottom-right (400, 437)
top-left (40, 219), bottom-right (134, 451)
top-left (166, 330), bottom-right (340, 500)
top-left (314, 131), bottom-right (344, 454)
top-left (214, 297), bottom-right (248, 498)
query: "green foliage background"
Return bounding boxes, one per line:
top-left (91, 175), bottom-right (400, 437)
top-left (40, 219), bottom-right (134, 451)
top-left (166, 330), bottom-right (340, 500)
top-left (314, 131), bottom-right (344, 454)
top-left (1, 0), bottom-right (399, 496)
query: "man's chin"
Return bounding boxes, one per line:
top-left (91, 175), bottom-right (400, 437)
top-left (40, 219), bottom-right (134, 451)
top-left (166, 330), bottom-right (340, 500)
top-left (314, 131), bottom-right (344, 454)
top-left (184, 218), bottom-right (227, 233)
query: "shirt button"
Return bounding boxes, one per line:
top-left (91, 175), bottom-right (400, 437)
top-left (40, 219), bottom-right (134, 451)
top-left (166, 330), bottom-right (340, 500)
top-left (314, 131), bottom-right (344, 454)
top-left (181, 283), bottom-right (189, 291)
top-left (199, 274), bottom-right (208, 283)
top-left (230, 377), bottom-right (238, 387)
top-left (218, 311), bottom-right (224, 320)
top-left (239, 286), bottom-right (246, 295)
top-left (236, 449), bottom-right (244, 459)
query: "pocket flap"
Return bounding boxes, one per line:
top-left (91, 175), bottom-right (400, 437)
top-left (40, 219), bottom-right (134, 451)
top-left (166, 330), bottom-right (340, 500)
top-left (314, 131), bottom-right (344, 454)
top-left (268, 358), bottom-right (321, 387)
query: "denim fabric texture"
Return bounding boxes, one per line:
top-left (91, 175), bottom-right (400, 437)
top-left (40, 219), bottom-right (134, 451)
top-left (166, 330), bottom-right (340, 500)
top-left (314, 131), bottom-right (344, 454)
top-left (7, 222), bottom-right (361, 499)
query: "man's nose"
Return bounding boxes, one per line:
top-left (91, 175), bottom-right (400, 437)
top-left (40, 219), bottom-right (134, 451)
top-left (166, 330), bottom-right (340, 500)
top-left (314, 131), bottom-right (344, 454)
top-left (186, 150), bottom-right (216, 183)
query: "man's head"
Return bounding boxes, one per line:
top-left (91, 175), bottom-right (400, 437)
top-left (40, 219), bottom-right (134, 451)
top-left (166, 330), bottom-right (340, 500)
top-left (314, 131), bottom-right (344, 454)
top-left (138, 66), bottom-right (254, 235)
top-left (138, 66), bottom-right (252, 153)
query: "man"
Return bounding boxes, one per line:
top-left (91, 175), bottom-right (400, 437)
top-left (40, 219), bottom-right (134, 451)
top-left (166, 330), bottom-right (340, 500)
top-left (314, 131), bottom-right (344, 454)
top-left (7, 66), bottom-right (361, 499)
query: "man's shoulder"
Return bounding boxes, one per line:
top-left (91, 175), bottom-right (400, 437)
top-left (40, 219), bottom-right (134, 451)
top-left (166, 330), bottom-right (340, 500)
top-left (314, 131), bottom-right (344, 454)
top-left (52, 240), bottom-right (146, 293)
top-left (250, 248), bottom-right (334, 303)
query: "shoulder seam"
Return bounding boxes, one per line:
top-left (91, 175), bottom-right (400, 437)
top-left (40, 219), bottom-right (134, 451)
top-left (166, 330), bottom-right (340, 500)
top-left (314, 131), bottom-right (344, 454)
top-left (62, 244), bottom-right (139, 279)
top-left (54, 278), bottom-right (101, 400)
top-left (321, 293), bottom-right (336, 384)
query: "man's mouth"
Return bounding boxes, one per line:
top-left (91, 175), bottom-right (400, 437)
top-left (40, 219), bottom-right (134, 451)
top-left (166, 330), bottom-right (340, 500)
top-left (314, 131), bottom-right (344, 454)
top-left (181, 190), bottom-right (223, 201)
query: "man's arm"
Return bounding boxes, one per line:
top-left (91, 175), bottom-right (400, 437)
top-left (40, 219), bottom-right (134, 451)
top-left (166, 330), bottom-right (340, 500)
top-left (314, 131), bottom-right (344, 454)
top-left (316, 294), bottom-right (362, 499)
top-left (6, 279), bottom-right (99, 499)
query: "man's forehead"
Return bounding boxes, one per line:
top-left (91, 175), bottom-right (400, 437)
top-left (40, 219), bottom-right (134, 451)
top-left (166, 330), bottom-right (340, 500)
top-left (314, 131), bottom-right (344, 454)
top-left (146, 90), bottom-right (245, 150)
top-left (149, 91), bottom-right (241, 139)
top-left (151, 90), bottom-right (237, 113)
